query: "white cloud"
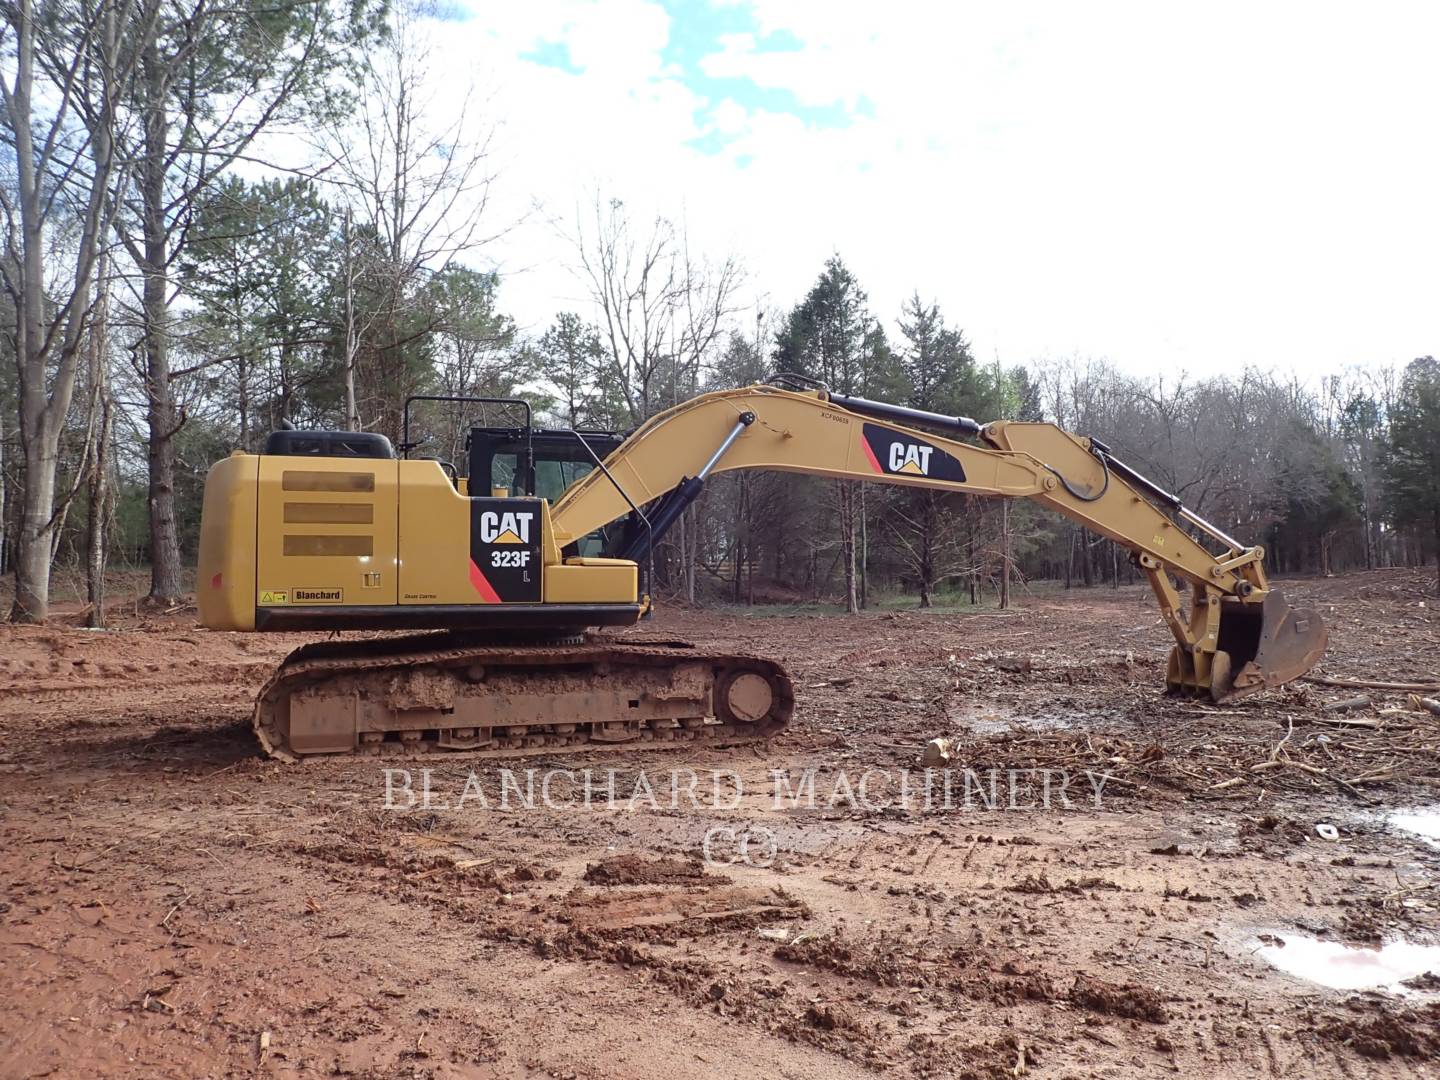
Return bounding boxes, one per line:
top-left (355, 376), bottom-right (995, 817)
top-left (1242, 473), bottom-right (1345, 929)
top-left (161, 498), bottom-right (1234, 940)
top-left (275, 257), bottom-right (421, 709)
top-left (422, 0), bottom-right (1439, 376)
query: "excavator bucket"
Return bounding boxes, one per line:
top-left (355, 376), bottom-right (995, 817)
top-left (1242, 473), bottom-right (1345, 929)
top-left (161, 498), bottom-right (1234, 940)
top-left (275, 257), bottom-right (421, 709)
top-left (1208, 590), bottom-right (1328, 703)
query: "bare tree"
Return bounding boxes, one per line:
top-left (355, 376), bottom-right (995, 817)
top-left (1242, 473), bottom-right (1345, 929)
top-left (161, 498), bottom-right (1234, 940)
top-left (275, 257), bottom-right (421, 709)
top-left (0, 349), bottom-right (9, 574)
top-left (572, 196), bottom-right (740, 423)
top-left (319, 0), bottom-right (499, 440)
top-left (573, 195), bottom-right (683, 426)
top-left (0, 0), bottom-right (135, 621)
top-left (82, 253), bottom-right (112, 625)
top-left (570, 193), bottom-right (742, 601)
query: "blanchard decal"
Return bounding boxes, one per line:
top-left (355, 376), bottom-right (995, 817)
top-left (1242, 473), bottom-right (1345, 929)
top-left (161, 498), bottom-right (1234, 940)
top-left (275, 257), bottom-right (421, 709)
top-left (469, 497), bottom-right (543, 603)
top-left (258, 589), bottom-right (288, 604)
top-left (860, 423), bottom-right (967, 483)
top-left (293, 587), bottom-right (343, 604)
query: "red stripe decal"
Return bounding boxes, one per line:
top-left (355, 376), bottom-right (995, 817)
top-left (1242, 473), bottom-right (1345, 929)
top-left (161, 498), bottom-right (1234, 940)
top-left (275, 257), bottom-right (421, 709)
top-left (468, 558), bottom-right (502, 604)
top-left (861, 436), bottom-right (884, 473)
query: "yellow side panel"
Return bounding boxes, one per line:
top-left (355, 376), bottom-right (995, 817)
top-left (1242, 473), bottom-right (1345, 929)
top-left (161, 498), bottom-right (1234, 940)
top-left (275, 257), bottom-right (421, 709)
top-left (255, 457), bottom-right (398, 609)
top-left (397, 460), bottom-right (475, 604)
top-left (544, 559), bottom-right (637, 604)
top-left (197, 452), bottom-right (259, 630)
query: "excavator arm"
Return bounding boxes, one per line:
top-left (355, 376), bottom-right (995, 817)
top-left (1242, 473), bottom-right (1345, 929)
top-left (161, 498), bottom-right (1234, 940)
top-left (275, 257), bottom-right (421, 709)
top-left (551, 383), bottom-right (1327, 703)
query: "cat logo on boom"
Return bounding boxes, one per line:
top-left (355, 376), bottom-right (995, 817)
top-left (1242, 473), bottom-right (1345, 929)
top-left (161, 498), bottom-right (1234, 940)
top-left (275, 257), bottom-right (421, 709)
top-left (479, 510), bottom-right (534, 545)
top-left (889, 442), bottom-right (934, 475)
top-left (861, 424), bottom-right (967, 483)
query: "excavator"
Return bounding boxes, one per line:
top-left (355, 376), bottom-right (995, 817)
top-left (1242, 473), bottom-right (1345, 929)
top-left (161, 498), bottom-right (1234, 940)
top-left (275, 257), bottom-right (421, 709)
top-left (197, 379), bottom-right (1329, 760)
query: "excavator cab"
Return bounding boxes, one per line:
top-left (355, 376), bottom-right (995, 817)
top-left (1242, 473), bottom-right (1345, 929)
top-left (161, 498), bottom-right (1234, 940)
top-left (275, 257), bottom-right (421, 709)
top-left (466, 426), bottom-right (629, 559)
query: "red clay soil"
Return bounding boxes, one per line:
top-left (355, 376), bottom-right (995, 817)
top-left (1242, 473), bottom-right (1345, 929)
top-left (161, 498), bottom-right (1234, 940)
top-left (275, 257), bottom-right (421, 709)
top-left (1, 569), bottom-right (1437, 1078)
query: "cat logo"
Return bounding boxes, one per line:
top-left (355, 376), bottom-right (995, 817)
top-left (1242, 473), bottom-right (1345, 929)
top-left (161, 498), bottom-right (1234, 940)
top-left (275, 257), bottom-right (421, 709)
top-left (861, 424), bottom-right (967, 483)
top-left (479, 510), bottom-right (534, 545)
top-left (889, 442), bottom-right (934, 475)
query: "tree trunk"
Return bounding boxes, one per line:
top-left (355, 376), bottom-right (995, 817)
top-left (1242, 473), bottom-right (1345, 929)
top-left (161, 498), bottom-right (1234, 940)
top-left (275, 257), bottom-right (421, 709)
top-left (139, 52), bottom-right (183, 604)
top-left (998, 499), bottom-right (1011, 610)
top-left (682, 504), bottom-right (697, 605)
top-left (342, 206), bottom-right (361, 430)
top-left (1433, 512), bottom-right (1440, 596)
top-left (143, 260), bottom-right (183, 602)
top-left (858, 485), bottom-right (868, 609)
top-left (918, 492), bottom-right (935, 608)
top-left (11, 445), bottom-right (59, 622)
top-left (838, 482), bottom-right (858, 614)
top-left (966, 497), bottom-right (979, 605)
top-left (86, 395), bottom-right (112, 628)
top-left (732, 474), bottom-right (746, 603)
top-left (237, 352), bottom-right (249, 451)
top-left (83, 260), bottom-right (113, 628)
top-left (0, 405), bottom-right (7, 577)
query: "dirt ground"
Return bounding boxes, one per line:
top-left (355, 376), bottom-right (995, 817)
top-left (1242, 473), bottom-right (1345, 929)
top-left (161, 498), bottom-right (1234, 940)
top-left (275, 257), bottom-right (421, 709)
top-left (2, 570), bottom-right (1438, 1079)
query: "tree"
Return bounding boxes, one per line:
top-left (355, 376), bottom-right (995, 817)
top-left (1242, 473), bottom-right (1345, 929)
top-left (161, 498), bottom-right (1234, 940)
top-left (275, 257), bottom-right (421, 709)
top-left (572, 194), bottom-right (740, 426)
top-left (537, 312), bottom-right (608, 428)
top-left (323, 0), bottom-right (497, 442)
top-left (707, 324), bottom-right (777, 602)
top-left (1, 0), bottom-right (134, 621)
top-left (1384, 356), bottom-right (1440, 592)
top-left (81, 255), bottom-right (114, 626)
top-left (422, 264), bottom-right (520, 463)
top-left (1328, 371), bottom-right (1388, 570)
top-left (889, 293), bottom-right (977, 606)
top-left (773, 256), bottom-right (876, 613)
top-left (184, 176), bottom-right (335, 447)
top-left (570, 193), bottom-right (741, 603)
top-left (111, 0), bottom-right (372, 604)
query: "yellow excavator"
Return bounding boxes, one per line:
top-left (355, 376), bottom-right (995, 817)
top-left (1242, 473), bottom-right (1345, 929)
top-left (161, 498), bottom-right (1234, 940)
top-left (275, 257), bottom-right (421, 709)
top-left (198, 379), bottom-right (1328, 760)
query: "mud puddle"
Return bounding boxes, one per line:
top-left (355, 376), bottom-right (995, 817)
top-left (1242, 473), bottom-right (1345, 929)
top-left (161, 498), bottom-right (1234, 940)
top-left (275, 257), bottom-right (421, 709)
top-left (1389, 807), bottom-right (1440, 849)
top-left (1253, 932), bottom-right (1440, 995)
top-left (949, 703), bottom-right (1077, 735)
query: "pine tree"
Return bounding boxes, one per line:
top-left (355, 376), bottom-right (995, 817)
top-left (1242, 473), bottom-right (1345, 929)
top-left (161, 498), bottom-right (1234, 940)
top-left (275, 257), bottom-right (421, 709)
top-left (891, 294), bottom-right (978, 606)
top-left (1384, 356), bottom-right (1440, 591)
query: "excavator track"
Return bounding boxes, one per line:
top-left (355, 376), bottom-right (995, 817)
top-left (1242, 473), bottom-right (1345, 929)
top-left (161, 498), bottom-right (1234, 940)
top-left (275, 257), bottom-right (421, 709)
top-left (253, 632), bottom-right (794, 761)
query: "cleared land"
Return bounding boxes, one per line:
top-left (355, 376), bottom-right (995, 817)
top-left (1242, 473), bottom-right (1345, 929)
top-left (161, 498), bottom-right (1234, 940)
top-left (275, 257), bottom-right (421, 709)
top-left (1, 570), bottom-right (1438, 1078)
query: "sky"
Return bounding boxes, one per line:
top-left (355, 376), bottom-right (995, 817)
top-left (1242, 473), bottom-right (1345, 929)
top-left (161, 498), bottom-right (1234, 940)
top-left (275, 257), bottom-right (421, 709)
top-left (420, 0), bottom-right (1440, 377)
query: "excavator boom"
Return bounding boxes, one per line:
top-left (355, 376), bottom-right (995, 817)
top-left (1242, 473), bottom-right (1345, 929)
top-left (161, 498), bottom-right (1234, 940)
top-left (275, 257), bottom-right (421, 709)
top-left (549, 383), bottom-right (1327, 704)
